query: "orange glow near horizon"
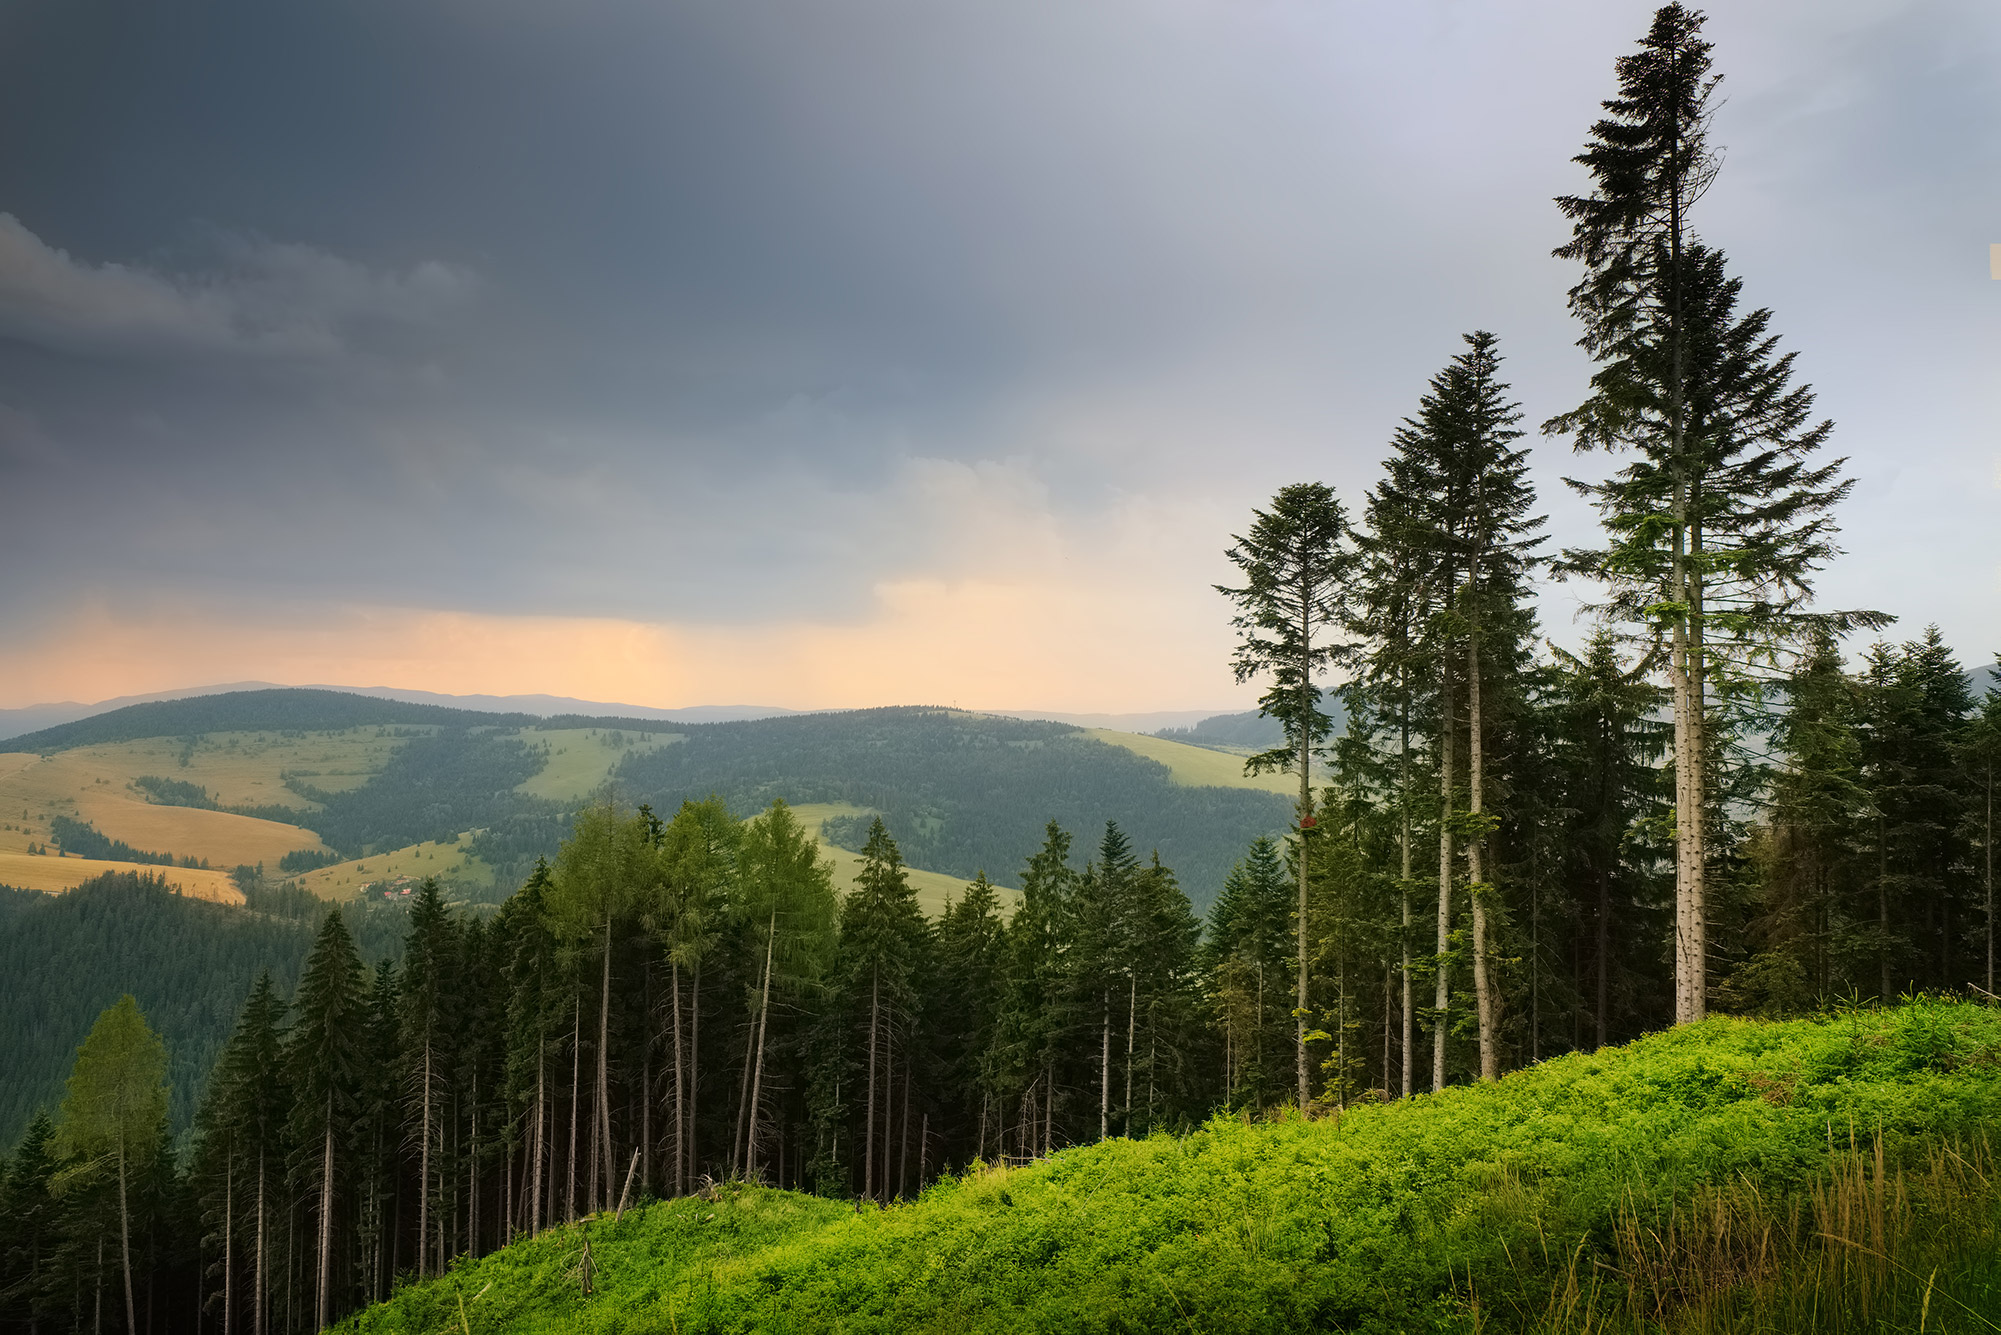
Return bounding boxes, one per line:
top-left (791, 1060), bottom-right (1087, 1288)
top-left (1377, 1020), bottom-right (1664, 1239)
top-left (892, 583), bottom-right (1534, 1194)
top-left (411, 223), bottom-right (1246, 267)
top-left (0, 580), bottom-right (1256, 714)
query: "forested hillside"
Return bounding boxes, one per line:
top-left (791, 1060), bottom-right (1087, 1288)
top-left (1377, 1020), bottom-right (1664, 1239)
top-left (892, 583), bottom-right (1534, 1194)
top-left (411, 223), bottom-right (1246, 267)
top-left (0, 873), bottom-right (407, 1144)
top-left (614, 708), bottom-right (1290, 902)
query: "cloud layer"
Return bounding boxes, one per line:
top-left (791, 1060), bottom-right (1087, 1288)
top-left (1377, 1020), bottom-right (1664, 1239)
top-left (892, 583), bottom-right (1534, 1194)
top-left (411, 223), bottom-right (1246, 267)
top-left (0, 0), bottom-right (1995, 708)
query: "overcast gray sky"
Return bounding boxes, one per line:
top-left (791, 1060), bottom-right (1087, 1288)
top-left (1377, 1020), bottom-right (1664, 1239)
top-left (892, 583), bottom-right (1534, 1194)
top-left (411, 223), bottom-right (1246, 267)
top-left (0, 0), bottom-right (1994, 711)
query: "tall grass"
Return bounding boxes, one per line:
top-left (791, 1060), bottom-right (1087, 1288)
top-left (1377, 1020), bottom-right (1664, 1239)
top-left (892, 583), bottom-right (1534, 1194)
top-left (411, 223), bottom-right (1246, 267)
top-left (1519, 1134), bottom-right (2001, 1334)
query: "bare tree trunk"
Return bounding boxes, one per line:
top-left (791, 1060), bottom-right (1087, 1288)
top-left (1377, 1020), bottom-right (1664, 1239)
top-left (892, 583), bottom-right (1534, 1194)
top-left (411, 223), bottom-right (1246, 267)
top-left (1435, 661), bottom-right (1455, 1093)
top-left (689, 972), bottom-right (702, 1191)
top-left (670, 960), bottom-right (685, 1196)
top-left (418, 1040), bottom-right (432, 1277)
top-left (1296, 702), bottom-right (1312, 1111)
top-left (254, 1151), bottom-right (265, 1335)
top-left (117, 1136), bottom-right (136, 1335)
top-left (316, 1106), bottom-right (334, 1334)
top-left (1987, 765), bottom-right (1994, 995)
top-left (531, 1038), bottom-right (546, 1232)
top-left (865, 970), bottom-right (880, 1202)
top-left (745, 911), bottom-right (777, 1181)
top-left (1400, 714), bottom-right (1413, 1099)
top-left (1595, 871), bottom-right (1611, 1047)
top-left (1124, 973), bottom-right (1136, 1134)
top-left (223, 1156), bottom-right (234, 1335)
top-left (598, 911), bottom-right (615, 1210)
top-left (1099, 991), bottom-right (1110, 1140)
top-left (1466, 596), bottom-right (1497, 1082)
top-left (567, 995), bottom-right (581, 1221)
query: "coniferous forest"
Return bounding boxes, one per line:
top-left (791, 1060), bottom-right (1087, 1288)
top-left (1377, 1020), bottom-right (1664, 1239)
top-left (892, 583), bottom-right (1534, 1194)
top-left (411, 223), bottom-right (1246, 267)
top-left (6, 7), bottom-right (2001, 1333)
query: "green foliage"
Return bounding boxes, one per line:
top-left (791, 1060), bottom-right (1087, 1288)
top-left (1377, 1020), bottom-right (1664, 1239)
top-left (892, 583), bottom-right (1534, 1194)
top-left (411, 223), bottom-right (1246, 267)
top-left (340, 1002), bottom-right (2001, 1334)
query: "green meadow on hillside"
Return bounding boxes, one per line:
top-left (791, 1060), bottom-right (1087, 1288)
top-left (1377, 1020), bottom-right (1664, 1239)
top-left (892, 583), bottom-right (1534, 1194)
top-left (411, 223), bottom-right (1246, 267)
top-left (345, 1002), bottom-right (2001, 1334)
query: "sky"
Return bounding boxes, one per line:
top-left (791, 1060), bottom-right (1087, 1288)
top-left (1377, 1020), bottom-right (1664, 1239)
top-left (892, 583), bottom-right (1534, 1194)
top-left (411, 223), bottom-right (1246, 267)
top-left (0, 0), bottom-right (1995, 713)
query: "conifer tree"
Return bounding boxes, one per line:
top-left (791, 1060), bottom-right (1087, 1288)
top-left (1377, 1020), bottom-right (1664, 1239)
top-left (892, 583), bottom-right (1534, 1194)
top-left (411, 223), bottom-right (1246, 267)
top-left (990, 823), bottom-right (1077, 1159)
top-left (1550, 5), bottom-right (1882, 1022)
top-left (1219, 482), bottom-right (1358, 1107)
top-left (397, 879), bottom-right (457, 1276)
top-left (1962, 665), bottom-right (2001, 994)
top-left (285, 911), bottom-right (367, 1332)
top-left (0, 1111), bottom-right (60, 1333)
top-left (503, 862), bottom-right (560, 1235)
top-left (53, 996), bottom-right (169, 1335)
top-left (1204, 838), bottom-right (1292, 1109)
top-left (932, 872), bottom-right (1008, 1163)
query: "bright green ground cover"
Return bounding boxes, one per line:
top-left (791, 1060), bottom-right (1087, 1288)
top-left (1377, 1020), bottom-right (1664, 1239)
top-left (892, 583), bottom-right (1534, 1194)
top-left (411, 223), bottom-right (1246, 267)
top-left (345, 1002), bottom-right (2001, 1334)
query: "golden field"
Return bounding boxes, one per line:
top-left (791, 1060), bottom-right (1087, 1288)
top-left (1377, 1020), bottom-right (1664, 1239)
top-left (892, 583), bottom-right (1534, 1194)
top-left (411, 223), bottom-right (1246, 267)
top-left (0, 848), bottom-right (245, 904)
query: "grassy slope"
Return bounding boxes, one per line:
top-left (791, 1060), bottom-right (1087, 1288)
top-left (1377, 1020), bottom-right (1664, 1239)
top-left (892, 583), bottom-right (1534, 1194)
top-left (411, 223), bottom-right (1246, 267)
top-left (787, 802), bottom-right (1015, 917)
top-left (346, 1003), bottom-right (2001, 1335)
top-left (514, 727), bottom-right (683, 801)
top-left (1085, 728), bottom-right (1301, 796)
top-left (295, 832), bottom-right (497, 900)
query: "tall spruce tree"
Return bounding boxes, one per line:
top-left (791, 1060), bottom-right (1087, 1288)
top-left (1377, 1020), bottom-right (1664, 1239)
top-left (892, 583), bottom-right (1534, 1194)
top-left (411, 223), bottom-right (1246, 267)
top-left (0, 1111), bottom-right (60, 1333)
top-left (397, 879), bottom-right (457, 1277)
top-left (285, 911), bottom-right (367, 1332)
top-left (1549, 4), bottom-right (1882, 1022)
top-left (1218, 482), bottom-right (1358, 1108)
top-left (1204, 838), bottom-right (1293, 1110)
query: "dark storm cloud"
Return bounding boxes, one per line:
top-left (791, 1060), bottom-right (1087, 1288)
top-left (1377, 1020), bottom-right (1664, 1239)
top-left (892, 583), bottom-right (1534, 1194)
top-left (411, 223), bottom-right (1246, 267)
top-left (0, 0), bottom-right (1995, 653)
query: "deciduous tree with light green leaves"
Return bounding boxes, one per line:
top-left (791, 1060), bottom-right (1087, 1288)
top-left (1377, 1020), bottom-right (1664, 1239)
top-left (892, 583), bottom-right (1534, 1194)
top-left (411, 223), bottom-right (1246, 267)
top-left (55, 994), bottom-right (169, 1335)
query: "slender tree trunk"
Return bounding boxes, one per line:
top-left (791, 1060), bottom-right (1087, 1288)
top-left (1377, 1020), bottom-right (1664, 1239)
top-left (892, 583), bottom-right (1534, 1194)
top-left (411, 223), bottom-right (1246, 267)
top-left (1986, 765), bottom-right (1994, 995)
top-left (865, 970), bottom-right (880, 1203)
top-left (745, 911), bottom-right (777, 1181)
top-left (418, 1040), bottom-right (432, 1277)
top-left (1099, 991), bottom-right (1110, 1141)
top-left (1297, 692), bottom-right (1312, 1111)
top-left (1124, 973), bottom-right (1136, 1134)
top-left (1400, 714), bottom-right (1413, 1100)
top-left (641, 962), bottom-right (653, 1197)
top-left (689, 972), bottom-right (702, 1190)
top-left (531, 1038), bottom-right (546, 1233)
top-left (316, 1105), bottom-right (334, 1334)
top-left (117, 1136), bottom-right (136, 1335)
top-left (567, 995), bottom-right (581, 1221)
top-left (223, 1154), bottom-right (234, 1335)
top-left (254, 1151), bottom-right (265, 1335)
top-left (598, 911), bottom-right (615, 1210)
top-left (1466, 590), bottom-right (1496, 1081)
top-left (1595, 870), bottom-right (1611, 1047)
top-left (670, 959), bottom-right (685, 1196)
top-left (1435, 660), bottom-right (1455, 1093)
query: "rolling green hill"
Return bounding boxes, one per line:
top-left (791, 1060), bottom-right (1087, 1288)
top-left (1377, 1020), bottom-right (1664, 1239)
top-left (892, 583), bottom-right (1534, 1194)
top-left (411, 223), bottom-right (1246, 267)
top-left (2, 691), bottom-right (1292, 909)
top-left (341, 1002), bottom-right (2001, 1334)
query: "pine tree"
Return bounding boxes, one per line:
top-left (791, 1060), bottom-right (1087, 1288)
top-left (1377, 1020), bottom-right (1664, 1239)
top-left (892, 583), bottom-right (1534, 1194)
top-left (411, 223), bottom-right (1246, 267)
top-left (53, 996), bottom-right (169, 1335)
top-left (1218, 482), bottom-right (1358, 1107)
top-left (1204, 838), bottom-right (1292, 1110)
top-left (397, 879), bottom-right (458, 1277)
top-left (1962, 665), bottom-right (2001, 995)
top-left (932, 872), bottom-right (1008, 1165)
top-left (989, 823), bottom-right (1077, 1160)
top-left (0, 1112), bottom-right (60, 1333)
top-left (503, 862), bottom-right (560, 1235)
top-left (285, 911), bottom-right (367, 1332)
top-left (1548, 4), bottom-right (1883, 1024)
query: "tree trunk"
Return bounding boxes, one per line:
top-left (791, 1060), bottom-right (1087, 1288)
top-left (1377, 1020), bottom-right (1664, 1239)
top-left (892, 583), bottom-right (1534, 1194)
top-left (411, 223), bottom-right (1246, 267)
top-left (1296, 696), bottom-right (1312, 1111)
top-left (223, 1154), bottom-right (234, 1335)
top-left (1435, 660), bottom-right (1455, 1093)
top-left (1124, 973), bottom-right (1136, 1134)
top-left (1595, 870), bottom-right (1611, 1047)
top-left (689, 971), bottom-right (702, 1191)
top-left (316, 1104), bottom-right (334, 1334)
top-left (865, 970), bottom-right (880, 1202)
top-left (1399, 712), bottom-right (1413, 1100)
top-left (418, 1039), bottom-right (432, 1277)
top-left (567, 995), bottom-right (581, 1221)
top-left (1099, 991), bottom-right (1110, 1141)
top-left (1466, 596), bottom-right (1497, 1082)
top-left (531, 1036), bottom-right (546, 1232)
top-left (669, 960), bottom-right (685, 1196)
top-left (254, 1150), bottom-right (265, 1335)
top-left (117, 1133), bottom-right (136, 1335)
top-left (598, 910), bottom-right (615, 1210)
top-left (745, 910), bottom-right (777, 1181)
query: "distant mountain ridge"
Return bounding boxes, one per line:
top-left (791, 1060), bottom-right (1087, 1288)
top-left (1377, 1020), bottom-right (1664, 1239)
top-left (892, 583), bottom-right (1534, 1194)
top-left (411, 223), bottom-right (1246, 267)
top-left (0, 683), bottom-right (801, 745)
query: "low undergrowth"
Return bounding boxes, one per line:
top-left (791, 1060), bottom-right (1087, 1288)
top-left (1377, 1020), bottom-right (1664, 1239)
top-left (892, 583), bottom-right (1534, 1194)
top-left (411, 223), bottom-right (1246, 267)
top-left (345, 1000), bottom-right (2001, 1334)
